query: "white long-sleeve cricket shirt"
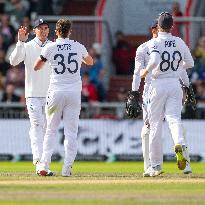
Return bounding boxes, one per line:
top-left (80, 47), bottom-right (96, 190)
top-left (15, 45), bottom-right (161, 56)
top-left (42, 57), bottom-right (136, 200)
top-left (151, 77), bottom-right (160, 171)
top-left (9, 37), bottom-right (51, 98)
top-left (146, 32), bottom-right (194, 80)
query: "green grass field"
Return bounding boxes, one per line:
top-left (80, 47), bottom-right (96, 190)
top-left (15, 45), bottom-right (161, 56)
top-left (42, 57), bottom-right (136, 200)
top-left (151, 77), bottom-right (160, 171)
top-left (0, 161), bottom-right (205, 205)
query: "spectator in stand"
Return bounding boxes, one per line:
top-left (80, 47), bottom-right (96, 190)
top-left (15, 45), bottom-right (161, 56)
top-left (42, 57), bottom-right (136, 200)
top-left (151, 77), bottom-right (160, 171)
top-left (82, 72), bottom-right (98, 102)
top-left (5, 34), bottom-right (18, 63)
top-left (0, 72), bottom-right (5, 101)
top-left (193, 36), bottom-right (205, 61)
top-left (1, 82), bottom-right (20, 102)
top-left (37, 0), bottom-right (54, 15)
top-left (4, 0), bottom-right (29, 28)
top-left (84, 43), bottom-right (106, 102)
top-left (21, 16), bottom-right (35, 41)
top-left (171, 1), bottom-right (183, 37)
top-left (0, 0), bottom-right (5, 14)
top-left (0, 33), bottom-right (8, 52)
top-left (116, 87), bottom-right (127, 102)
top-left (0, 14), bottom-right (15, 47)
top-left (112, 31), bottom-right (133, 75)
top-left (0, 49), bottom-right (10, 77)
top-left (52, 0), bottom-right (66, 15)
top-left (6, 65), bottom-right (25, 88)
top-left (195, 80), bottom-right (205, 103)
top-left (191, 36), bottom-right (205, 81)
top-left (27, 0), bottom-right (38, 16)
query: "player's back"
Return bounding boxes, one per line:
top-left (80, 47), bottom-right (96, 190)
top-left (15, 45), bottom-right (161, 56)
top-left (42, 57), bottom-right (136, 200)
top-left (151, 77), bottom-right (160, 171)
top-left (43, 38), bottom-right (88, 91)
top-left (148, 32), bottom-right (193, 79)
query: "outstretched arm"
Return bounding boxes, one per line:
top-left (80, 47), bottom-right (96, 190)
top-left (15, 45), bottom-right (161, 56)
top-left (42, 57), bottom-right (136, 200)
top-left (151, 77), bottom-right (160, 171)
top-left (9, 26), bottom-right (28, 66)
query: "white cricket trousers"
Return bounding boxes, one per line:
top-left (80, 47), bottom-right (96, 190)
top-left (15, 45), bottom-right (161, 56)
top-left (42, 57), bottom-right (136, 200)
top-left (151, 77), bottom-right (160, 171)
top-left (40, 89), bottom-right (81, 168)
top-left (141, 83), bottom-right (151, 171)
top-left (26, 97), bottom-right (46, 163)
top-left (148, 78), bottom-right (185, 167)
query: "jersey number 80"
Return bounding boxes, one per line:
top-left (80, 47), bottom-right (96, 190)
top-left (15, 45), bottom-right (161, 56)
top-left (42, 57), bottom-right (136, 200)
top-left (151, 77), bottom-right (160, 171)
top-left (160, 51), bottom-right (182, 72)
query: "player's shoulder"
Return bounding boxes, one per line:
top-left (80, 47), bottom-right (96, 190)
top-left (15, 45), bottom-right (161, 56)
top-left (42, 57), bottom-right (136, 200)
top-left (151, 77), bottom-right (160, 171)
top-left (136, 40), bottom-right (151, 52)
top-left (70, 39), bottom-right (86, 48)
top-left (44, 41), bottom-right (56, 49)
top-left (146, 38), bottom-right (159, 50)
top-left (137, 42), bottom-right (147, 50)
top-left (172, 36), bottom-right (185, 45)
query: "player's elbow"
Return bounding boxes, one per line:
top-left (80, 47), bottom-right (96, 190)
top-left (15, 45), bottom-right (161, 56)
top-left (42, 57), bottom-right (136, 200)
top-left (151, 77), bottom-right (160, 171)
top-left (34, 58), bottom-right (45, 71)
top-left (34, 62), bottom-right (41, 71)
top-left (34, 62), bottom-right (42, 71)
top-left (189, 59), bottom-right (194, 68)
top-left (83, 55), bottom-right (94, 66)
top-left (184, 59), bottom-right (194, 69)
top-left (87, 59), bottom-right (94, 66)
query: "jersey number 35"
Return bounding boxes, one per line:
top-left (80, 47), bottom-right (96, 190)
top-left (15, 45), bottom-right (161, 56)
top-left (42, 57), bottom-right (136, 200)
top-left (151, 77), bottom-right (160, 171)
top-left (54, 53), bottom-right (78, 74)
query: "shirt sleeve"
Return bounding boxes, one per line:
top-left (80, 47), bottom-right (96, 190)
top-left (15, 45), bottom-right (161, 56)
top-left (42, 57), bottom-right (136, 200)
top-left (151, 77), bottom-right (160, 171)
top-left (81, 44), bottom-right (88, 58)
top-left (179, 69), bottom-right (190, 87)
top-left (41, 45), bottom-right (52, 61)
top-left (9, 41), bottom-right (26, 66)
top-left (182, 40), bottom-right (194, 69)
top-left (132, 45), bottom-right (145, 91)
top-left (146, 41), bottom-right (161, 72)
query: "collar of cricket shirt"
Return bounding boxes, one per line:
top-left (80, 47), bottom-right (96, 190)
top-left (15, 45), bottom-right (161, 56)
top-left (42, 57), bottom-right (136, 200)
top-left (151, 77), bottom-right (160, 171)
top-left (158, 32), bottom-right (172, 38)
top-left (34, 37), bottom-right (49, 47)
top-left (56, 38), bottom-right (70, 43)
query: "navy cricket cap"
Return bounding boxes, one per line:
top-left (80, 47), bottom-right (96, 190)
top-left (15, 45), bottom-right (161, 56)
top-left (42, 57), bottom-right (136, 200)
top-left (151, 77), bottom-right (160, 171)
top-left (150, 20), bottom-right (158, 29)
top-left (158, 12), bottom-right (173, 29)
top-left (33, 19), bottom-right (49, 28)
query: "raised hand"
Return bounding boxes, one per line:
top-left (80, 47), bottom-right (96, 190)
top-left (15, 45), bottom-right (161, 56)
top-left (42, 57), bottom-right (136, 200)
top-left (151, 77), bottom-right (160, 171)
top-left (18, 26), bottom-right (29, 42)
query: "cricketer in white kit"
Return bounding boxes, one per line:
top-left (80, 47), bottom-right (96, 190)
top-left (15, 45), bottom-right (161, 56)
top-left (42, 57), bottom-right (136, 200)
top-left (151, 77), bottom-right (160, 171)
top-left (9, 19), bottom-right (53, 175)
top-left (140, 12), bottom-right (194, 177)
top-left (34, 19), bottom-right (93, 176)
top-left (130, 20), bottom-right (192, 175)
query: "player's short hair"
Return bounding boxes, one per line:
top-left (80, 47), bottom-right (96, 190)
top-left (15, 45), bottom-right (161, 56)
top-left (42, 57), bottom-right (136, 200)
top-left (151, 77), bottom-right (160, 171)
top-left (158, 12), bottom-right (173, 30)
top-left (56, 19), bottom-right (72, 38)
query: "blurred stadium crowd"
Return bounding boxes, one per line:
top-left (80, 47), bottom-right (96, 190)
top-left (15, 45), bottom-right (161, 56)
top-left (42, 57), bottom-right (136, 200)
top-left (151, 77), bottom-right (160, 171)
top-left (0, 0), bottom-right (205, 119)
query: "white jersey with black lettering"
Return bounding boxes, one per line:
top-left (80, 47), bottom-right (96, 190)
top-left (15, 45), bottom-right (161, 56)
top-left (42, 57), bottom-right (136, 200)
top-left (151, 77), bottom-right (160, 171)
top-left (132, 41), bottom-right (151, 91)
top-left (41, 38), bottom-right (88, 91)
top-left (146, 32), bottom-right (194, 79)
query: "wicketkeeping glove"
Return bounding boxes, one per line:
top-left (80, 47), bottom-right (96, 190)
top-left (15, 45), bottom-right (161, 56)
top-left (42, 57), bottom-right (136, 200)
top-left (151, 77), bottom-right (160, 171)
top-left (184, 84), bottom-right (197, 110)
top-left (126, 91), bottom-right (142, 118)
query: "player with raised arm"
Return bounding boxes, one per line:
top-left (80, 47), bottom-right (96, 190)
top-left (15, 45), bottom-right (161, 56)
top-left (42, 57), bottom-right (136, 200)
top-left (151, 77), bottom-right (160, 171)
top-left (9, 19), bottom-right (53, 176)
top-left (34, 19), bottom-right (93, 176)
top-left (140, 12), bottom-right (194, 177)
